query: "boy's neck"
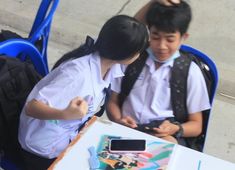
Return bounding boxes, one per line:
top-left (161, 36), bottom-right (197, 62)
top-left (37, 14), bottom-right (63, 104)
top-left (155, 61), bottom-right (163, 69)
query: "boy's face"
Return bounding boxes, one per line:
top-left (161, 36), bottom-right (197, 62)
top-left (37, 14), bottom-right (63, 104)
top-left (149, 26), bottom-right (188, 62)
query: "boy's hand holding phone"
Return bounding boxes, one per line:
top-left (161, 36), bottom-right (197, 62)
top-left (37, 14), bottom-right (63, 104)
top-left (153, 120), bottom-right (179, 137)
top-left (135, 120), bottom-right (165, 133)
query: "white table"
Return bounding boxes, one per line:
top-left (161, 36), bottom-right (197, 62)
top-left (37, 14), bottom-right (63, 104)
top-left (48, 117), bottom-right (235, 170)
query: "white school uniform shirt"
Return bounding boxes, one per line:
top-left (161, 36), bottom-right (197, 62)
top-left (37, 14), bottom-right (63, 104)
top-left (19, 53), bottom-right (124, 158)
top-left (111, 50), bottom-right (211, 124)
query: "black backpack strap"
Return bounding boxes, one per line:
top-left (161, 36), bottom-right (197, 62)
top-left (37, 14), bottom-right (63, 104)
top-left (170, 54), bottom-right (192, 123)
top-left (179, 51), bottom-right (213, 151)
top-left (118, 51), bottom-right (148, 107)
top-left (171, 53), bottom-right (208, 151)
top-left (191, 56), bottom-right (212, 98)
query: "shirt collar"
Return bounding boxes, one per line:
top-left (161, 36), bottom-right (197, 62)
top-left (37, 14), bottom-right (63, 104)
top-left (90, 53), bottom-right (124, 89)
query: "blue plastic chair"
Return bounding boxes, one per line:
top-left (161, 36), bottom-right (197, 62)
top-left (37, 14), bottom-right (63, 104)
top-left (28, 0), bottom-right (60, 72)
top-left (0, 39), bottom-right (48, 76)
top-left (180, 44), bottom-right (219, 151)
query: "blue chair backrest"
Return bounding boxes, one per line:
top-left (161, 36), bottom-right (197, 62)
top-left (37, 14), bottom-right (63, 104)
top-left (180, 44), bottom-right (219, 151)
top-left (0, 39), bottom-right (48, 76)
top-left (28, 0), bottom-right (60, 72)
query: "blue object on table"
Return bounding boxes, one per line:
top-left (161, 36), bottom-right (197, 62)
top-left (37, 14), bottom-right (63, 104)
top-left (197, 160), bottom-right (202, 170)
top-left (88, 146), bottom-right (100, 170)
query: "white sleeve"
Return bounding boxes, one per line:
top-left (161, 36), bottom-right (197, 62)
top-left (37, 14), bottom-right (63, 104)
top-left (32, 68), bottom-right (86, 110)
top-left (110, 77), bottom-right (123, 94)
top-left (187, 62), bottom-right (211, 114)
top-left (110, 64), bottom-right (126, 94)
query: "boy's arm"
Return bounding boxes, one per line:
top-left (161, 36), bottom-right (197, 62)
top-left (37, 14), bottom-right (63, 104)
top-left (134, 0), bottom-right (181, 23)
top-left (107, 91), bottom-right (137, 128)
top-left (134, 0), bottom-right (156, 23)
top-left (153, 112), bottom-right (203, 138)
top-left (180, 112), bottom-right (203, 137)
top-left (25, 97), bottom-right (88, 120)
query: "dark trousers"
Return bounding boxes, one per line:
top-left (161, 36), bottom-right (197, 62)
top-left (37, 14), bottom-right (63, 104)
top-left (21, 149), bottom-right (56, 170)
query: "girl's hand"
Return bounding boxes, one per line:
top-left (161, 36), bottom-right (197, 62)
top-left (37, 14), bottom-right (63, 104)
top-left (117, 116), bottom-right (138, 129)
top-left (63, 97), bottom-right (88, 120)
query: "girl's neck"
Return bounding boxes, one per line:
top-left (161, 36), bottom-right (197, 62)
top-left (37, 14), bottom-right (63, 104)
top-left (100, 57), bottom-right (116, 79)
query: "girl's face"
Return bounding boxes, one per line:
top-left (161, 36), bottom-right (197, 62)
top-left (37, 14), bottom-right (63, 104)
top-left (118, 53), bottom-right (140, 65)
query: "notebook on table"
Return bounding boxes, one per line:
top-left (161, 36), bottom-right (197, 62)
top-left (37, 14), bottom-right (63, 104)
top-left (96, 135), bottom-right (177, 170)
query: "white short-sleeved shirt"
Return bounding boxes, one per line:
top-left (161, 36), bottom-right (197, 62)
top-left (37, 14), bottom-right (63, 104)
top-left (19, 53), bottom-right (124, 158)
top-left (111, 51), bottom-right (211, 124)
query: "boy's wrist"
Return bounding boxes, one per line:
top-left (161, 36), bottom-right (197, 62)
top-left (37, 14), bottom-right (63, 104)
top-left (172, 121), bottom-right (184, 138)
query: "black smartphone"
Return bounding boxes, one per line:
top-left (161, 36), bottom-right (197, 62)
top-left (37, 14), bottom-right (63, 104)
top-left (135, 124), bottom-right (155, 133)
top-left (135, 120), bottom-right (164, 133)
top-left (109, 139), bottom-right (146, 153)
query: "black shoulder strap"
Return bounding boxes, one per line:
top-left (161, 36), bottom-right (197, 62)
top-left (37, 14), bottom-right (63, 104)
top-left (170, 53), bottom-right (192, 123)
top-left (118, 51), bottom-right (148, 107)
top-left (191, 55), bottom-right (212, 98)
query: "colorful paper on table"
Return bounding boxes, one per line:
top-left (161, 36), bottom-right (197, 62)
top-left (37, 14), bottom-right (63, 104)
top-left (96, 135), bottom-right (176, 170)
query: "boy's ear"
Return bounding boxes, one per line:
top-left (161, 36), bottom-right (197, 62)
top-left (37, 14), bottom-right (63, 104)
top-left (182, 33), bottom-right (189, 41)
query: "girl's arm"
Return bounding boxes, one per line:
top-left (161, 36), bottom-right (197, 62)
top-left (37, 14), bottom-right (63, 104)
top-left (135, 0), bottom-right (181, 23)
top-left (106, 91), bottom-right (123, 122)
top-left (107, 91), bottom-right (137, 128)
top-left (25, 97), bottom-right (88, 120)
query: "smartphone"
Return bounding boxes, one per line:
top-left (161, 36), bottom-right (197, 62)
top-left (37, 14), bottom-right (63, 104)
top-left (109, 139), bottom-right (146, 153)
top-left (135, 120), bottom-right (164, 133)
top-left (135, 124), bottom-right (155, 133)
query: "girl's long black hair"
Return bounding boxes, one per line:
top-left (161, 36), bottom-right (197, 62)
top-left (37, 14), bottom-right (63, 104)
top-left (53, 15), bottom-right (148, 69)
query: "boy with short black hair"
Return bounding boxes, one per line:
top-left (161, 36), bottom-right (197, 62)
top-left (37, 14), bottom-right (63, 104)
top-left (107, 0), bottom-right (210, 145)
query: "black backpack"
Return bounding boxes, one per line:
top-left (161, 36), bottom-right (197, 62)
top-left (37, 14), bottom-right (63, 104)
top-left (0, 30), bottom-right (42, 168)
top-left (118, 50), bottom-right (213, 152)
